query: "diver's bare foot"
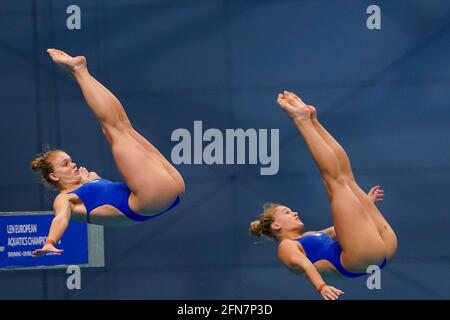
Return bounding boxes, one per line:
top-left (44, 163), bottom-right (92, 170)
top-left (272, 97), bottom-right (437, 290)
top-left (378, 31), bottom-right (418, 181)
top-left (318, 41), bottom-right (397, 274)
top-left (47, 48), bottom-right (86, 73)
top-left (277, 90), bottom-right (312, 121)
top-left (286, 91), bottom-right (317, 119)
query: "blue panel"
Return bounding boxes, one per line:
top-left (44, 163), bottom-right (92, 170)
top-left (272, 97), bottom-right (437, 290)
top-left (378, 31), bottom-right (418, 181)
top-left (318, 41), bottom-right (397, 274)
top-left (0, 215), bottom-right (88, 268)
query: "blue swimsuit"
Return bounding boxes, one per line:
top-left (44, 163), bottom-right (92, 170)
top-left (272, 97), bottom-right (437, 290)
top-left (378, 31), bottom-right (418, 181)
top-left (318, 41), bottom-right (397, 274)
top-left (68, 179), bottom-right (180, 224)
top-left (296, 232), bottom-right (387, 278)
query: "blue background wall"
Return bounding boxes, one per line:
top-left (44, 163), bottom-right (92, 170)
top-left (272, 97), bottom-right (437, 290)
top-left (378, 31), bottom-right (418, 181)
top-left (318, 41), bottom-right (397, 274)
top-left (0, 0), bottom-right (449, 299)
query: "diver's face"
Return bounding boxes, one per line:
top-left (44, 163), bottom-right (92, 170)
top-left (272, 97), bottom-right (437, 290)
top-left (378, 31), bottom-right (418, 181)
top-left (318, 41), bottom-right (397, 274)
top-left (49, 152), bottom-right (81, 187)
top-left (272, 205), bottom-right (304, 233)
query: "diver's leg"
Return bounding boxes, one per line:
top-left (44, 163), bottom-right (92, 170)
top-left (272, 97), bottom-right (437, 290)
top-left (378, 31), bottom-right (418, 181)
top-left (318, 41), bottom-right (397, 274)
top-left (48, 49), bottom-right (183, 214)
top-left (278, 92), bottom-right (386, 269)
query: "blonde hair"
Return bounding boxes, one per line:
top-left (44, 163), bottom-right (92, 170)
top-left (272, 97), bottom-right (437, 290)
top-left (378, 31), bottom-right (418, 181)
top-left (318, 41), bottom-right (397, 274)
top-left (249, 203), bottom-right (282, 240)
top-left (30, 148), bottom-right (63, 189)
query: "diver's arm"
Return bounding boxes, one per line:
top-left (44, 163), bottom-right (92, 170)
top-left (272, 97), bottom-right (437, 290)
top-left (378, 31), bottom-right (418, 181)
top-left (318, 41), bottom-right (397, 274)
top-left (32, 195), bottom-right (71, 257)
top-left (47, 194), bottom-right (72, 243)
top-left (319, 226), bottom-right (336, 239)
top-left (302, 227), bottom-right (336, 239)
top-left (278, 240), bottom-right (343, 300)
top-left (278, 240), bottom-right (326, 288)
top-left (89, 171), bottom-right (101, 180)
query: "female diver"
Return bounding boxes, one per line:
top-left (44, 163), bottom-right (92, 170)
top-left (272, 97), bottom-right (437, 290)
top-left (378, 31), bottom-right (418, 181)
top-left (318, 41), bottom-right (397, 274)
top-left (31, 49), bottom-right (185, 256)
top-left (249, 91), bottom-right (397, 300)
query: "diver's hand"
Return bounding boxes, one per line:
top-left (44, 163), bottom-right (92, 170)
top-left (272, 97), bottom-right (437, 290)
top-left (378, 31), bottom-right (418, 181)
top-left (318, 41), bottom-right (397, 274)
top-left (79, 166), bottom-right (90, 181)
top-left (320, 285), bottom-right (344, 300)
top-left (31, 244), bottom-right (63, 257)
top-left (79, 166), bottom-right (100, 182)
top-left (368, 185), bottom-right (384, 203)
